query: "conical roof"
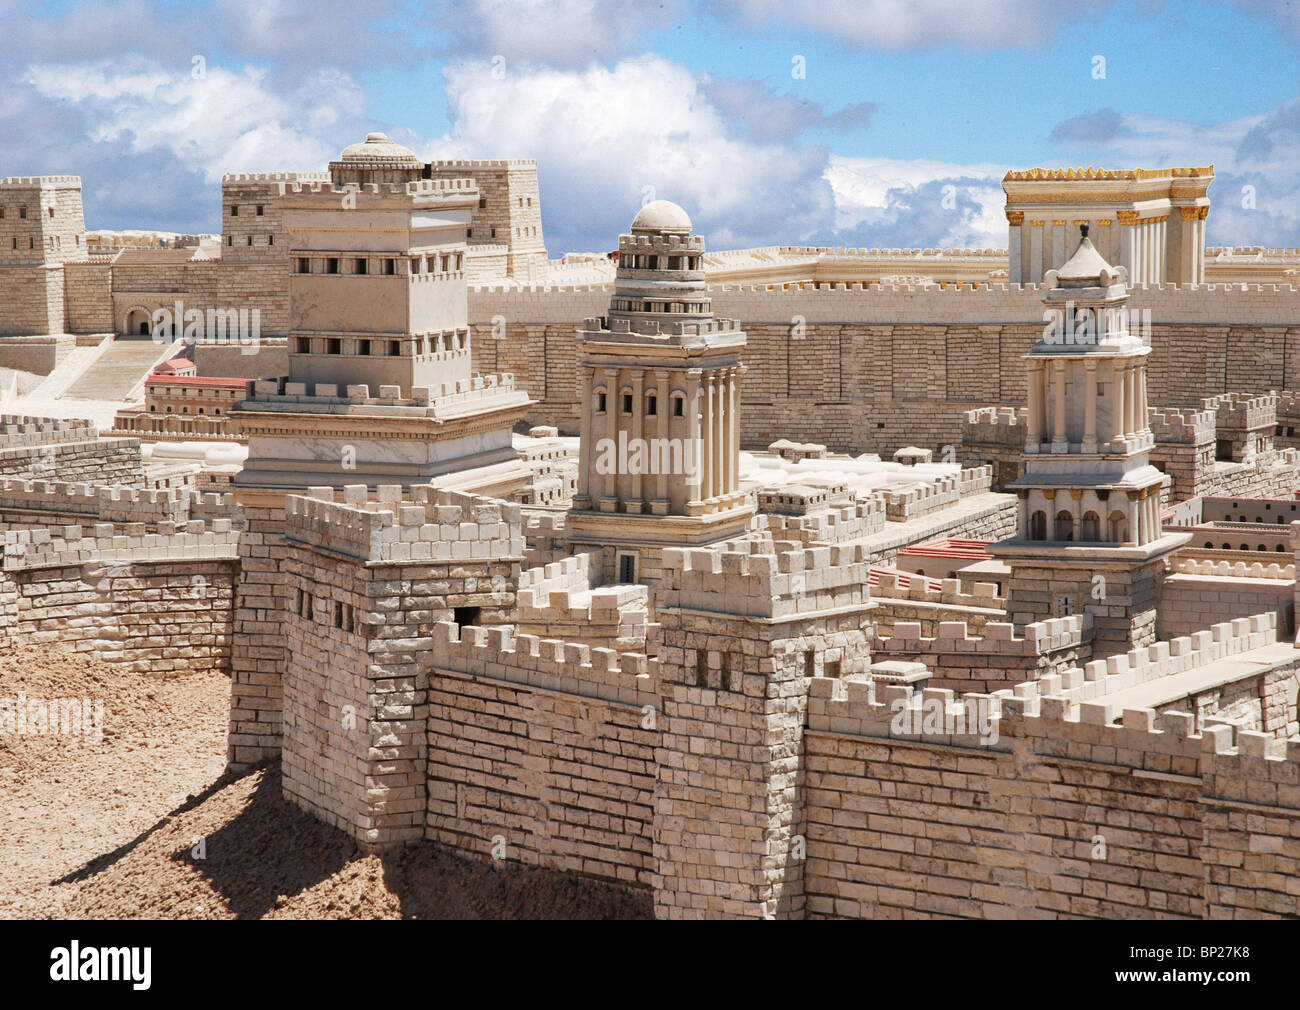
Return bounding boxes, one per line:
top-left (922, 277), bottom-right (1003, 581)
top-left (1056, 225), bottom-right (1112, 285)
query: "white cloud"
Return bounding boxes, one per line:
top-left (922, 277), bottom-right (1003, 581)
top-left (428, 56), bottom-right (834, 251)
top-left (1048, 103), bottom-right (1300, 247)
top-left (23, 60), bottom-right (362, 183)
top-left (709, 0), bottom-right (1113, 49)
top-left (440, 0), bottom-right (688, 66)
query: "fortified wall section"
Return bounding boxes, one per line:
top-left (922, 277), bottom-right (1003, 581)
top-left (803, 655), bottom-right (1300, 919)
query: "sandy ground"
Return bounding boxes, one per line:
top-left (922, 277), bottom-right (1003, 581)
top-left (0, 645), bottom-right (650, 919)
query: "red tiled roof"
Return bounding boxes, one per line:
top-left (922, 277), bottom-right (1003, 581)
top-left (897, 537), bottom-right (993, 561)
top-left (145, 375), bottom-right (248, 388)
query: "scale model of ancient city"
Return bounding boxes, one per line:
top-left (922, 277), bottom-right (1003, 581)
top-left (2, 134), bottom-right (1299, 918)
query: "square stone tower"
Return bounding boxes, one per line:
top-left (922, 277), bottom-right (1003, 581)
top-left (230, 135), bottom-right (531, 493)
top-left (0, 176), bottom-right (88, 267)
top-left (989, 226), bottom-right (1190, 654)
top-left (567, 201), bottom-right (753, 584)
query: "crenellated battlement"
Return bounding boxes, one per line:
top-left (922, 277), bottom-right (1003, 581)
top-left (0, 414), bottom-right (98, 448)
top-left (429, 619), bottom-right (657, 708)
top-left (1149, 407), bottom-right (1217, 443)
top-left (0, 176), bottom-right (81, 188)
top-left (1172, 557), bottom-right (1294, 579)
top-left (811, 613), bottom-right (1295, 766)
top-left (877, 612), bottom-right (1090, 657)
top-left (760, 495), bottom-right (887, 545)
top-left (884, 466), bottom-right (993, 521)
top-left (283, 484), bottom-right (524, 564)
top-left (962, 406), bottom-right (1027, 447)
top-left (0, 477), bottom-right (231, 524)
top-left (618, 232), bottom-right (706, 252)
top-left (583, 314), bottom-right (742, 339)
top-left (279, 177), bottom-right (478, 200)
top-left (870, 571), bottom-right (1004, 610)
top-left (659, 538), bottom-right (871, 618)
top-left (1202, 391), bottom-right (1277, 430)
top-left (3, 517), bottom-right (238, 572)
top-left (425, 158), bottom-right (538, 169)
top-left (221, 171), bottom-right (329, 185)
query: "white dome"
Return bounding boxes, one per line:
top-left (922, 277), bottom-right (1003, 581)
top-left (630, 200), bottom-right (692, 234)
top-left (337, 132), bottom-right (420, 164)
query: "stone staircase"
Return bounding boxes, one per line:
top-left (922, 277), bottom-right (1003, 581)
top-left (63, 337), bottom-right (177, 402)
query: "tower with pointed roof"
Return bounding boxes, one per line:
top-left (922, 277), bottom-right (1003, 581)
top-left (567, 200), bottom-right (753, 584)
top-left (988, 226), bottom-right (1190, 654)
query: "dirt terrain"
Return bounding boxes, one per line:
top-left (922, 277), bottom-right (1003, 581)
top-left (0, 645), bottom-right (650, 919)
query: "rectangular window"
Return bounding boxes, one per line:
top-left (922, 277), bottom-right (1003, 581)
top-left (478, 197), bottom-right (487, 209)
top-left (358, 340), bottom-right (370, 356)
top-left (256, 205), bottom-right (264, 216)
top-left (672, 396), bottom-right (684, 417)
top-left (295, 337), bottom-right (311, 353)
top-left (326, 257), bottom-right (339, 274)
top-left (388, 341), bottom-right (401, 357)
top-left (618, 553), bottom-right (636, 583)
top-left (597, 392), bottom-right (607, 413)
top-left (327, 338), bottom-right (341, 355)
top-left (646, 394), bottom-right (656, 417)
top-left (296, 257), bottom-right (310, 274)
top-left (695, 649), bottom-right (708, 687)
top-left (383, 258), bottom-right (395, 275)
top-left (354, 257), bottom-right (367, 275)
top-left (230, 205), bottom-right (237, 216)
top-left (622, 393), bottom-right (633, 414)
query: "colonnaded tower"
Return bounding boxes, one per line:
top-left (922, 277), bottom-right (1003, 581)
top-left (990, 226), bottom-right (1190, 654)
top-left (567, 200), bottom-right (753, 584)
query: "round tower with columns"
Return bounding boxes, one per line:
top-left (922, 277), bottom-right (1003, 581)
top-left (989, 226), bottom-right (1190, 654)
top-left (567, 201), bottom-right (754, 584)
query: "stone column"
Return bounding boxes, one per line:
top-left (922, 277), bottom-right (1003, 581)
top-left (1026, 360), bottom-right (1043, 446)
top-left (702, 373), bottom-right (715, 501)
top-left (714, 372), bottom-right (727, 497)
top-left (1118, 211), bottom-right (1138, 284)
top-left (1112, 360), bottom-right (1126, 445)
top-left (630, 371), bottom-right (645, 509)
top-left (1051, 220), bottom-right (1066, 271)
top-left (1083, 359), bottom-right (1098, 451)
top-left (1052, 360), bottom-right (1067, 449)
top-left (655, 369), bottom-right (670, 505)
top-left (577, 365), bottom-right (594, 503)
top-left (1028, 221), bottom-right (1044, 284)
top-left (1007, 212), bottom-right (1024, 284)
top-left (687, 372), bottom-right (703, 504)
top-left (1196, 206), bottom-right (1208, 283)
top-left (604, 367), bottom-right (619, 504)
top-left (726, 367), bottom-right (739, 495)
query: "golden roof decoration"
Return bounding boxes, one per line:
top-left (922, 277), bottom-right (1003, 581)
top-left (1002, 165), bottom-right (1214, 182)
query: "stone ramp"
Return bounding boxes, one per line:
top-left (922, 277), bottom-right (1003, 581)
top-left (63, 337), bottom-right (177, 401)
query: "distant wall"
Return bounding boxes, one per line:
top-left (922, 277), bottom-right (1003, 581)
top-left (467, 284), bottom-right (1300, 454)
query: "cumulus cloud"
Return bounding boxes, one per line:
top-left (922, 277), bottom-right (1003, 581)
top-left (24, 60), bottom-right (361, 183)
top-left (822, 157), bottom-right (1010, 249)
top-left (427, 56), bottom-right (837, 252)
top-left (707, 0), bottom-right (1115, 50)
top-left (434, 0), bottom-right (689, 66)
top-left (700, 77), bottom-right (875, 143)
top-left (1046, 101), bottom-right (1300, 247)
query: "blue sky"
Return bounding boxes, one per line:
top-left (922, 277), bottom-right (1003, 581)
top-left (6, 0), bottom-right (1299, 254)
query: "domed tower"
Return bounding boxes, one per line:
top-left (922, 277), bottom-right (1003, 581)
top-left (989, 226), bottom-right (1189, 654)
top-left (568, 201), bottom-right (753, 584)
top-left (329, 133), bottom-right (425, 186)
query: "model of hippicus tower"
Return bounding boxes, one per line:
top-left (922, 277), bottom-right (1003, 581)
top-left (568, 202), bottom-right (753, 572)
